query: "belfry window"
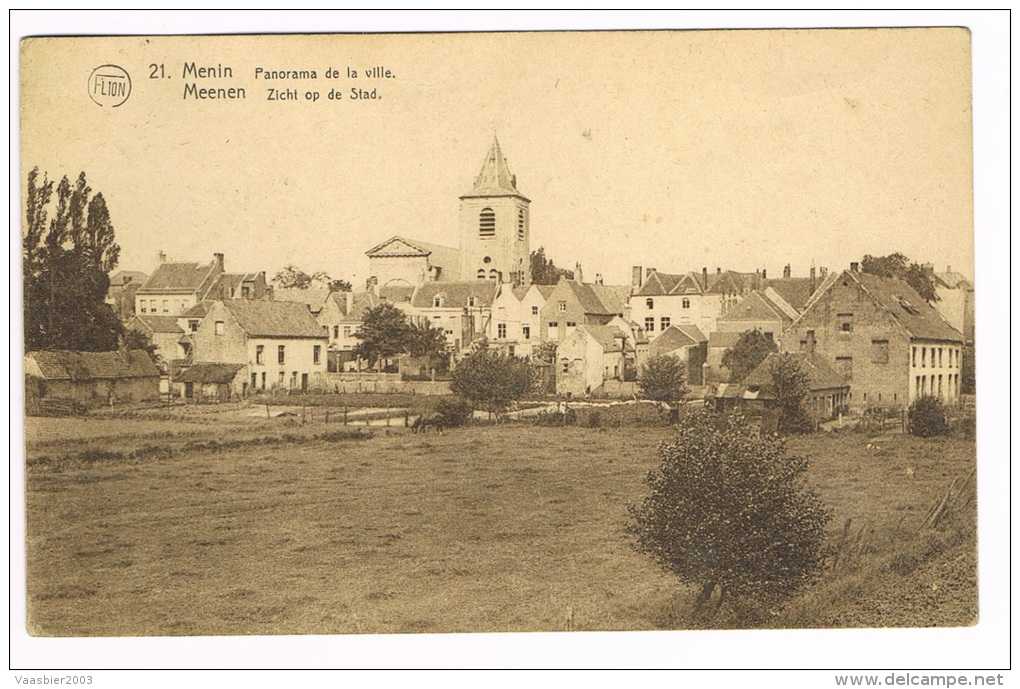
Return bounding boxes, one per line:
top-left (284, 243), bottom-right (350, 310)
top-left (479, 208), bottom-right (496, 238)
top-left (518, 209), bottom-right (526, 240)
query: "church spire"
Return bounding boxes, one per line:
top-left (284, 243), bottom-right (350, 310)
top-left (462, 135), bottom-right (525, 199)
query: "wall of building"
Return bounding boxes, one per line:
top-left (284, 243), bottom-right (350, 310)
top-left (459, 196), bottom-right (530, 284)
top-left (368, 254), bottom-right (429, 288)
top-left (136, 293), bottom-right (197, 318)
top-left (780, 278), bottom-right (912, 410)
top-left (629, 293), bottom-right (723, 337)
top-left (245, 337), bottom-right (328, 393)
top-left (908, 340), bottom-right (963, 404)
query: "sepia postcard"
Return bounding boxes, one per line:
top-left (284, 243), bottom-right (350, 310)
top-left (14, 23), bottom-right (1002, 670)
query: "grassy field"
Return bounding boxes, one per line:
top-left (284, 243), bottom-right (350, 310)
top-left (23, 415), bottom-right (977, 636)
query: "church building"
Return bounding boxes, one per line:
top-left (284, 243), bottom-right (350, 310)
top-left (365, 136), bottom-right (531, 288)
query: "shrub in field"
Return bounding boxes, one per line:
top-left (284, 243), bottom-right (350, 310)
top-left (628, 407), bottom-right (830, 614)
top-left (907, 396), bottom-right (950, 437)
top-left (435, 396), bottom-right (473, 427)
top-left (638, 354), bottom-right (688, 403)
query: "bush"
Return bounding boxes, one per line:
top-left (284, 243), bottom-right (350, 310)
top-left (628, 407), bottom-right (830, 612)
top-left (435, 396), bottom-right (473, 427)
top-left (907, 396), bottom-right (950, 437)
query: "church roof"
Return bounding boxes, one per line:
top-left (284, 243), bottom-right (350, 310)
top-left (460, 136), bottom-right (529, 201)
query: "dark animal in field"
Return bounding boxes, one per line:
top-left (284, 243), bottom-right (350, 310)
top-left (412, 413), bottom-right (445, 435)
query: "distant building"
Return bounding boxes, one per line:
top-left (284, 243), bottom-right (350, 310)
top-left (932, 266), bottom-right (975, 343)
top-left (25, 349), bottom-right (160, 409)
top-left (541, 277), bottom-right (628, 343)
top-left (106, 270), bottom-right (148, 320)
top-left (365, 237), bottom-right (462, 288)
top-left (647, 324), bottom-right (708, 385)
top-left (134, 252), bottom-right (267, 318)
top-left (125, 315), bottom-right (186, 363)
top-left (780, 266), bottom-right (964, 410)
top-left (410, 281), bottom-right (499, 353)
top-left (739, 351), bottom-right (850, 422)
top-left (630, 266), bottom-right (760, 337)
top-left (556, 324), bottom-right (632, 397)
top-left (185, 299), bottom-right (328, 398)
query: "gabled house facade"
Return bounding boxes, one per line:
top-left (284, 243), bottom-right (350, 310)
top-left (187, 299), bottom-right (328, 397)
top-left (780, 267), bottom-right (964, 410)
top-left (555, 324), bottom-right (631, 397)
top-left (106, 270), bottom-right (148, 321)
top-left (409, 281), bottom-right (499, 353)
top-left (540, 278), bottom-right (626, 343)
top-left (125, 315), bottom-right (186, 363)
top-left (629, 266), bottom-right (760, 337)
top-left (135, 253), bottom-right (225, 317)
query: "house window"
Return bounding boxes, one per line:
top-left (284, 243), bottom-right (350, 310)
top-left (522, 326), bottom-right (530, 340)
top-left (646, 298), bottom-right (654, 309)
top-left (314, 345), bottom-right (322, 365)
top-left (214, 320), bottom-right (224, 336)
top-left (871, 339), bottom-right (889, 364)
top-left (497, 323), bottom-right (507, 339)
top-left (163, 300), bottom-right (169, 313)
top-left (469, 296), bottom-right (476, 307)
top-left (531, 306), bottom-right (539, 316)
top-left (290, 372), bottom-right (298, 389)
top-left (479, 208), bottom-right (496, 238)
top-left (344, 326), bottom-right (352, 338)
top-left (921, 348), bottom-right (926, 367)
top-left (434, 296), bottom-right (443, 307)
top-left (682, 298), bottom-right (690, 309)
top-left (549, 323), bottom-right (559, 340)
top-left (489, 269), bottom-right (498, 281)
top-left (645, 317), bottom-right (655, 332)
top-left (518, 209), bottom-right (526, 240)
top-left (278, 345), bottom-right (286, 364)
top-left (278, 371), bottom-right (285, 386)
top-left (189, 320), bottom-right (199, 332)
top-left (180, 301), bottom-right (187, 312)
top-left (261, 372), bottom-right (266, 389)
top-left (256, 345), bottom-right (264, 364)
top-left (835, 356), bottom-right (853, 378)
top-left (241, 286), bottom-right (251, 299)
top-left (477, 269), bottom-right (486, 280)
top-left (938, 347), bottom-right (943, 367)
top-left (840, 322), bottom-right (852, 333)
top-left (912, 346), bottom-right (918, 367)
top-left (661, 316), bottom-right (670, 330)
top-left (140, 302), bottom-right (146, 313)
top-left (561, 359), bottom-right (569, 374)
top-left (333, 326), bottom-right (339, 339)
top-left (558, 301), bottom-right (567, 313)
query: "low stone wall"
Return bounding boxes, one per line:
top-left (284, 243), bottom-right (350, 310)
top-left (322, 373), bottom-right (450, 395)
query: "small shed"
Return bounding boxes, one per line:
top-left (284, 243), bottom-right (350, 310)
top-left (176, 362), bottom-right (245, 403)
top-left (25, 349), bottom-right (160, 410)
top-left (742, 352), bottom-right (850, 421)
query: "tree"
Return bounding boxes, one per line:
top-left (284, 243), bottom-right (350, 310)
top-left (23, 168), bottom-right (123, 352)
top-left (406, 319), bottom-right (449, 359)
top-left (124, 328), bottom-right (160, 360)
top-left (861, 253), bottom-right (939, 304)
top-left (450, 350), bottom-right (536, 419)
top-left (529, 247), bottom-right (574, 285)
top-left (907, 396), bottom-right (950, 437)
top-left (768, 354), bottom-right (814, 434)
top-left (352, 303), bottom-right (410, 369)
top-left (721, 330), bottom-right (777, 383)
top-left (272, 265), bottom-right (351, 292)
top-left (639, 354), bottom-right (688, 403)
top-left (628, 407), bottom-right (830, 614)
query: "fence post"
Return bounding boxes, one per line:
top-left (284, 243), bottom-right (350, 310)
top-left (344, 406), bottom-right (348, 425)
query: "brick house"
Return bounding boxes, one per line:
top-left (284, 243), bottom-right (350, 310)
top-left (780, 267), bottom-right (964, 411)
top-left (186, 299), bottom-right (328, 397)
top-left (540, 277), bottom-right (628, 344)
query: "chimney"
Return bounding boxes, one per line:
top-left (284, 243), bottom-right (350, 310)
top-left (783, 264), bottom-right (791, 279)
top-left (595, 273), bottom-right (603, 285)
top-left (850, 261), bottom-right (859, 273)
top-left (762, 268), bottom-right (767, 280)
top-left (213, 253), bottom-right (225, 271)
top-left (345, 290), bottom-right (354, 314)
top-left (632, 266), bottom-right (644, 290)
top-left (947, 265), bottom-right (952, 274)
top-left (810, 266), bottom-right (817, 292)
top-left (716, 267), bottom-right (721, 274)
top-left (157, 250), bottom-right (167, 264)
top-left (820, 266), bottom-right (829, 279)
top-left (574, 263), bottom-right (583, 283)
top-left (702, 267), bottom-right (708, 290)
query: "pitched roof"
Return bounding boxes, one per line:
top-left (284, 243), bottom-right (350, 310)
top-left (26, 349), bottom-right (159, 380)
top-left (636, 269), bottom-right (759, 297)
top-left (411, 281), bottom-right (499, 309)
top-left (109, 270), bottom-right (147, 287)
top-left (180, 301), bottom-right (212, 319)
top-left (852, 272), bottom-right (963, 342)
top-left (708, 331), bottom-right (743, 348)
top-left (129, 315), bottom-right (184, 334)
top-left (743, 352), bottom-right (849, 393)
top-left (676, 324), bottom-right (708, 343)
top-left (176, 362), bottom-right (244, 384)
top-left (635, 270), bottom-right (686, 296)
top-left (934, 271), bottom-right (973, 290)
top-left (649, 325), bottom-right (701, 356)
top-left (221, 300), bottom-right (328, 338)
top-left (136, 261), bottom-right (220, 295)
top-left (763, 277), bottom-right (817, 311)
top-left (460, 136), bottom-right (529, 200)
top-left (271, 288), bottom-right (331, 312)
top-left (339, 291), bottom-right (381, 321)
top-left (379, 285), bottom-right (415, 303)
top-left (720, 290), bottom-right (794, 325)
top-left (584, 325), bottom-right (631, 353)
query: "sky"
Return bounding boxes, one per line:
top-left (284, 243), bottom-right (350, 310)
top-left (19, 26), bottom-right (974, 288)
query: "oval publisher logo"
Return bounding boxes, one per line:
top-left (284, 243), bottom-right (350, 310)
top-left (87, 65), bottom-right (131, 107)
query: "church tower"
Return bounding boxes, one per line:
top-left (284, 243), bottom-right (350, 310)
top-left (459, 136), bottom-right (531, 285)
